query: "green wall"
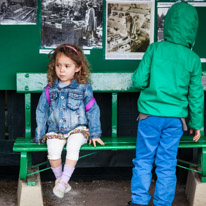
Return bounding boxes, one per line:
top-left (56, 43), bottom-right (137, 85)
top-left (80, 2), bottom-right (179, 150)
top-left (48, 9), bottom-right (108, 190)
top-left (0, 0), bottom-right (205, 90)
top-left (0, 24), bottom-right (139, 90)
top-left (193, 6), bottom-right (206, 60)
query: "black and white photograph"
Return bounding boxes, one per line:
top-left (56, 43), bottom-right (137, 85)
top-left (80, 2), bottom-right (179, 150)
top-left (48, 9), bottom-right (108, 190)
top-left (157, 2), bottom-right (206, 43)
top-left (0, 0), bottom-right (37, 25)
top-left (41, 0), bottom-right (103, 51)
top-left (157, 7), bottom-right (168, 42)
top-left (106, 0), bottom-right (154, 60)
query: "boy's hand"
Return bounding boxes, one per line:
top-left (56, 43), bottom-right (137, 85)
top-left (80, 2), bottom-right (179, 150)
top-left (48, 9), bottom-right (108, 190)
top-left (190, 129), bottom-right (201, 142)
top-left (89, 138), bottom-right (104, 147)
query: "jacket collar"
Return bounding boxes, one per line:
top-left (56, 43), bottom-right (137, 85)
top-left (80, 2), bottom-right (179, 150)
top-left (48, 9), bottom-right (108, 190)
top-left (53, 79), bottom-right (79, 89)
top-left (68, 79), bottom-right (79, 88)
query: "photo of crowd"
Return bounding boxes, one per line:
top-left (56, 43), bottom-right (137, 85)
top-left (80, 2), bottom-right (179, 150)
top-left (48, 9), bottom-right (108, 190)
top-left (106, 1), bottom-right (154, 60)
top-left (41, 0), bottom-right (103, 50)
top-left (0, 0), bottom-right (36, 24)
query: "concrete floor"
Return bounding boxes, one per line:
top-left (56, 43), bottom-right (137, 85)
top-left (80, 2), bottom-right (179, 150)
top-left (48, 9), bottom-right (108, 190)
top-left (41, 179), bottom-right (189, 206)
top-left (0, 180), bottom-right (189, 206)
top-left (0, 167), bottom-right (189, 206)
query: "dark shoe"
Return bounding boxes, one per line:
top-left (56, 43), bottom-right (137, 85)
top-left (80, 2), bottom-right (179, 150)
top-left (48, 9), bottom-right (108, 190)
top-left (126, 201), bottom-right (147, 206)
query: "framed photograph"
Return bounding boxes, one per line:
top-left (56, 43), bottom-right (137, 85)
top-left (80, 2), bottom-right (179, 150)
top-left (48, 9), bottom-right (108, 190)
top-left (40, 0), bottom-right (103, 53)
top-left (157, 2), bottom-right (206, 61)
top-left (105, 0), bottom-right (154, 60)
top-left (0, 0), bottom-right (37, 25)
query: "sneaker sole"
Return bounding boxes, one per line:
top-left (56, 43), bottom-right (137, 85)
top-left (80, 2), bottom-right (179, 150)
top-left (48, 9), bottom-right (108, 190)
top-left (65, 185), bottom-right (72, 193)
top-left (53, 187), bottom-right (64, 198)
top-left (55, 178), bottom-right (72, 193)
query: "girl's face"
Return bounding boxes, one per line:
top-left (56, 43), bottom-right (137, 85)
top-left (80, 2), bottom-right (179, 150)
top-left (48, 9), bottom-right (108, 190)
top-left (55, 53), bottom-right (81, 85)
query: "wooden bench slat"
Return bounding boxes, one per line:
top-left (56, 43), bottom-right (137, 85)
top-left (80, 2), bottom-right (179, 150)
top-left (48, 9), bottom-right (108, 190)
top-left (17, 72), bottom-right (206, 92)
top-left (17, 72), bottom-right (137, 93)
top-left (13, 136), bottom-right (206, 153)
top-left (13, 137), bottom-right (137, 152)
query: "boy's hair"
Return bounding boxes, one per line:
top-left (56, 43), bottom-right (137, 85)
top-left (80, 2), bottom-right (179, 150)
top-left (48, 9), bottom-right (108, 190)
top-left (47, 44), bottom-right (90, 86)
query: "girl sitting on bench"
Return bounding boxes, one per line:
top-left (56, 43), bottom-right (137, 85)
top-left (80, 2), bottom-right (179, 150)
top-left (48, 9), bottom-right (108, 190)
top-left (32, 44), bottom-right (104, 198)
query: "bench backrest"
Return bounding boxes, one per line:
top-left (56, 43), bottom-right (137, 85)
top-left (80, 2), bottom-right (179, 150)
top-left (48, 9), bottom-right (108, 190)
top-left (16, 72), bottom-right (136, 141)
top-left (17, 72), bottom-right (206, 141)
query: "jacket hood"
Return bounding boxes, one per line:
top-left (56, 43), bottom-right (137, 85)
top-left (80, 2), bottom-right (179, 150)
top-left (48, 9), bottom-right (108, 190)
top-left (164, 2), bottom-right (198, 48)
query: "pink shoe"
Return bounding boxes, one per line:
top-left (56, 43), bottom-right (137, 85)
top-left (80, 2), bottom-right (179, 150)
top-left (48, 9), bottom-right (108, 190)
top-left (55, 178), bottom-right (71, 193)
top-left (53, 183), bottom-right (65, 198)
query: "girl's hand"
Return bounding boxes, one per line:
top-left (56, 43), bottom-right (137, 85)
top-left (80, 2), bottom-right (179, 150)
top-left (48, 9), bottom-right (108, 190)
top-left (89, 138), bottom-right (104, 147)
top-left (32, 138), bottom-right (42, 145)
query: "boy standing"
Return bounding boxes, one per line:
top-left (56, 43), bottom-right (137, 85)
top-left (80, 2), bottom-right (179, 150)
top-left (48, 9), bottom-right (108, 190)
top-left (127, 2), bottom-right (204, 206)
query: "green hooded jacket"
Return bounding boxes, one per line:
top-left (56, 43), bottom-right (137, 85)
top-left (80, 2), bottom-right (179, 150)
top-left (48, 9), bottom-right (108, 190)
top-left (132, 2), bottom-right (203, 130)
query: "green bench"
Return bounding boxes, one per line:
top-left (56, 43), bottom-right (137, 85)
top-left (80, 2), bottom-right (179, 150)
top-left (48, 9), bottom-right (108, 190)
top-left (13, 72), bottom-right (206, 184)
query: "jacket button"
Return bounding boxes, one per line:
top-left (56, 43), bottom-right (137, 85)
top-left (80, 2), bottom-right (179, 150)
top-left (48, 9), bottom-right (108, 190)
top-left (61, 96), bottom-right (64, 99)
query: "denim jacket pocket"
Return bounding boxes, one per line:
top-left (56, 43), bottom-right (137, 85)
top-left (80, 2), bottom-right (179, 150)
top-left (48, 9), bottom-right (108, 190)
top-left (67, 92), bottom-right (83, 110)
top-left (50, 92), bottom-right (58, 108)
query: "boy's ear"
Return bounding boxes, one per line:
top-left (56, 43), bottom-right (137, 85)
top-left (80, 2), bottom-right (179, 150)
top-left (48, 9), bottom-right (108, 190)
top-left (75, 66), bottom-right (81, 73)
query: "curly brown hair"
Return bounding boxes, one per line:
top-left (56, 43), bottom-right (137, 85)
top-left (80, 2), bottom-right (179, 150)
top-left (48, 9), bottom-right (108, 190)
top-left (47, 44), bottom-right (90, 86)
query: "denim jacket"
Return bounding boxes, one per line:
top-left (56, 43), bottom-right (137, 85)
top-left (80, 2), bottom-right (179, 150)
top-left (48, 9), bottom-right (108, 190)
top-left (34, 79), bottom-right (102, 142)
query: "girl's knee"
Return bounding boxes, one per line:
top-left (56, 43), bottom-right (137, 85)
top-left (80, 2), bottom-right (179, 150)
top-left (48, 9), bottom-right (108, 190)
top-left (47, 139), bottom-right (66, 160)
top-left (48, 152), bottom-right (62, 160)
top-left (66, 147), bottom-right (80, 160)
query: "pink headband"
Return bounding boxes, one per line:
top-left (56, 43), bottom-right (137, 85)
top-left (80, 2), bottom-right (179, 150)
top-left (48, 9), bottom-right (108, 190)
top-left (65, 45), bottom-right (79, 55)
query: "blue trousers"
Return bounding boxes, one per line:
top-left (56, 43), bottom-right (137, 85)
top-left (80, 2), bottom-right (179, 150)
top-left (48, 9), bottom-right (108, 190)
top-left (131, 116), bottom-right (183, 206)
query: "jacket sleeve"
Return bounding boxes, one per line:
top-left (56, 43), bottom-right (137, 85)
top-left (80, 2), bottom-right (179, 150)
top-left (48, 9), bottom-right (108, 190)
top-left (84, 84), bottom-right (102, 139)
top-left (188, 58), bottom-right (204, 130)
top-left (131, 43), bottom-right (154, 90)
top-left (34, 88), bottom-right (50, 142)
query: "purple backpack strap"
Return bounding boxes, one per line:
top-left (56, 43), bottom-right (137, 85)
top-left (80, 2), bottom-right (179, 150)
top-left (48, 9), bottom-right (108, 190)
top-left (45, 84), bottom-right (51, 106)
top-left (85, 97), bottom-right (95, 112)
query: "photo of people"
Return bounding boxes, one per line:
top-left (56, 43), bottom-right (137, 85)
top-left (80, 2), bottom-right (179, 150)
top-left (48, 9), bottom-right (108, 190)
top-left (106, 0), bottom-right (154, 60)
top-left (0, 0), bottom-right (37, 25)
top-left (157, 7), bottom-right (168, 42)
top-left (41, 0), bottom-right (103, 50)
top-left (157, 2), bottom-right (206, 46)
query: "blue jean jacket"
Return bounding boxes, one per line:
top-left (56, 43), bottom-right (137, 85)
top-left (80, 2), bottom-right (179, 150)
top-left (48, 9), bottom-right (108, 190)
top-left (34, 79), bottom-right (102, 142)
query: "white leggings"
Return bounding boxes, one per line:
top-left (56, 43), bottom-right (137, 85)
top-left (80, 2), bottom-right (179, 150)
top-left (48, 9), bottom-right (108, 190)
top-left (47, 133), bottom-right (87, 161)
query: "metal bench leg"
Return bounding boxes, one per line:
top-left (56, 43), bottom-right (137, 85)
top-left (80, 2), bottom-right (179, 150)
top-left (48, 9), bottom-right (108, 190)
top-left (201, 148), bottom-right (206, 182)
top-left (20, 152), bottom-right (28, 180)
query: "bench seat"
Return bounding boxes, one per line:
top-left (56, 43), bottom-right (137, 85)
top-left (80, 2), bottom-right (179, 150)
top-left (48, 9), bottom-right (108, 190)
top-left (13, 137), bottom-right (137, 152)
top-left (13, 136), bottom-right (206, 152)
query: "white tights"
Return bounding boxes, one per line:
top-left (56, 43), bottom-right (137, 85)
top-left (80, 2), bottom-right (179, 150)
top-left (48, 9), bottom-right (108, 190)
top-left (47, 133), bottom-right (87, 161)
